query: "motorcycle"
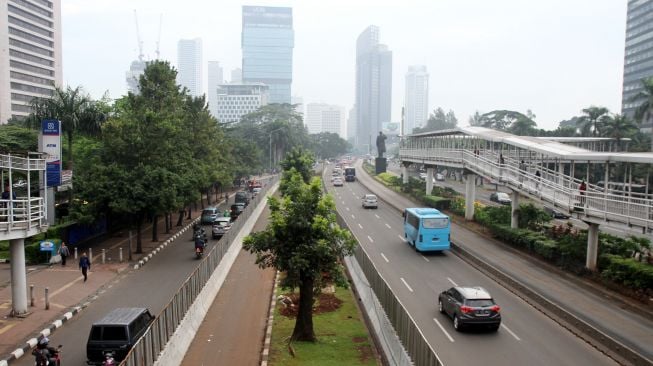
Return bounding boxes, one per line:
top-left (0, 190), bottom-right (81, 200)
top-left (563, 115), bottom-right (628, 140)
top-left (102, 351), bottom-right (116, 366)
top-left (32, 344), bottom-right (62, 366)
top-left (194, 236), bottom-right (206, 259)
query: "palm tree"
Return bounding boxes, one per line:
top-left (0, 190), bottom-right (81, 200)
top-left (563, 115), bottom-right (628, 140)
top-left (509, 116), bottom-right (537, 136)
top-left (577, 106), bottom-right (610, 137)
top-left (29, 86), bottom-right (105, 170)
top-left (630, 77), bottom-right (653, 150)
top-left (600, 114), bottom-right (638, 151)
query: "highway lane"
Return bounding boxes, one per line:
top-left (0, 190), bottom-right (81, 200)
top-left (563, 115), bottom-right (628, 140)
top-left (12, 198), bottom-right (245, 366)
top-left (325, 171), bottom-right (615, 366)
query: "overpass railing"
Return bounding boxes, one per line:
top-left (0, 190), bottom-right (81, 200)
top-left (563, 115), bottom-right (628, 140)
top-left (401, 148), bottom-right (653, 230)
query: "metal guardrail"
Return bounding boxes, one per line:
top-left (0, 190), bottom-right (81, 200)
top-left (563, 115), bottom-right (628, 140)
top-left (325, 175), bottom-right (441, 366)
top-left (120, 177), bottom-right (278, 366)
top-left (401, 148), bottom-right (653, 230)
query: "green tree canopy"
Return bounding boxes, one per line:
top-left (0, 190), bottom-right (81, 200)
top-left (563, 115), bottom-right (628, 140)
top-left (309, 132), bottom-right (350, 160)
top-left (631, 77), bottom-right (653, 126)
top-left (577, 106), bottom-right (610, 137)
top-left (479, 110), bottom-right (537, 133)
top-left (413, 107), bottom-right (458, 133)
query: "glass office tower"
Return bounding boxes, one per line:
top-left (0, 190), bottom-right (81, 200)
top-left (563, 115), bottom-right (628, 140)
top-left (241, 6), bottom-right (294, 104)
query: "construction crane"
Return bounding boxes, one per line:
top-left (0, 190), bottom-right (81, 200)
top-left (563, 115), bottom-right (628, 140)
top-left (155, 14), bottom-right (162, 60)
top-left (133, 9), bottom-right (144, 62)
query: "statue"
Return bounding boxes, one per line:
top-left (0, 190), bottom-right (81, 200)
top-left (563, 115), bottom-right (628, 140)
top-left (376, 131), bottom-right (387, 158)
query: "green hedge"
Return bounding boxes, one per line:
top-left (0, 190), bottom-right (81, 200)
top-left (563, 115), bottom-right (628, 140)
top-left (600, 254), bottom-right (653, 290)
top-left (423, 195), bottom-right (451, 210)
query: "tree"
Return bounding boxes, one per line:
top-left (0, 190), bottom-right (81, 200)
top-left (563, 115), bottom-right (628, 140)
top-left (309, 132), bottom-right (350, 160)
top-left (577, 106), bottom-right (610, 137)
top-left (508, 115), bottom-right (537, 136)
top-left (479, 110), bottom-right (536, 132)
top-left (468, 111), bottom-right (483, 126)
top-left (279, 147), bottom-right (315, 195)
top-left (0, 125), bottom-right (38, 154)
top-left (413, 107), bottom-right (457, 133)
top-left (631, 77), bottom-right (653, 150)
top-left (601, 114), bottom-right (638, 151)
top-left (28, 86), bottom-right (106, 170)
top-left (243, 168), bottom-right (356, 342)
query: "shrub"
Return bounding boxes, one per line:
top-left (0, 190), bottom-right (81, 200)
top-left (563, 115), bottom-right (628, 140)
top-left (423, 195), bottom-right (451, 210)
top-left (377, 173), bottom-right (401, 187)
top-left (517, 203), bottom-right (552, 230)
top-left (600, 254), bottom-right (653, 290)
top-left (450, 197), bottom-right (465, 217)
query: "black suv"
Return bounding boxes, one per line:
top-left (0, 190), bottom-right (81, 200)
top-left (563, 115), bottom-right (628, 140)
top-left (438, 287), bottom-right (501, 331)
top-left (230, 203), bottom-right (245, 221)
top-left (86, 308), bottom-right (153, 364)
top-left (235, 191), bottom-right (250, 206)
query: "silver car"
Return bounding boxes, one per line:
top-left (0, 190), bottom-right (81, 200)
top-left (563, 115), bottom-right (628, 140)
top-left (362, 194), bottom-right (378, 209)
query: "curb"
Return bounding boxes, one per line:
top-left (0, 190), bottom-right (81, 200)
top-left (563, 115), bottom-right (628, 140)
top-left (260, 271), bottom-right (280, 366)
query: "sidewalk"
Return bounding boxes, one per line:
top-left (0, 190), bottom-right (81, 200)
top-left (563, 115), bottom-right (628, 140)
top-left (0, 188), bottom-right (242, 362)
top-left (355, 161), bottom-right (653, 364)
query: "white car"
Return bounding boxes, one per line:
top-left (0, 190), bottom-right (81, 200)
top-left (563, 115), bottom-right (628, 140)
top-left (362, 194), bottom-right (378, 209)
top-left (435, 173), bottom-right (445, 181)
top-left (333, 178), bottom-right (344, 187)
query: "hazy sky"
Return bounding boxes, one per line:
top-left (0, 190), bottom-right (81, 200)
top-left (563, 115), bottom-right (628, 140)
top-left (62, 0), bottom-right (627, 131)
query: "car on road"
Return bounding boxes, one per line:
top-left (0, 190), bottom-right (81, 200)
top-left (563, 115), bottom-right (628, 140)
top-left (419, 172), bottom-right (427, 180)
top-left (212, 217), bottom-right (232, 239)
top-left (86, 307), bottom-right (154, 364)
top-left (230, 203), bottom-right (245, 221)
top-left (252, 187), bottom-right (262, 197)
top-left (362, 194), bottom-right (378, 209)
top-left (201, 207), bottom-right (220, 225)
top-left (333, 178), bottom-right (343, 187)
top-left (435, 173), bottom-right (445, 181)
top-left (544, 206), bottom-right (570, 219)
top-left (438, 287), bottom-right (501, 331)
top-left (235, 191), bottom-right (250, 206)
top-left (489, 192), bottom-right (512, 205)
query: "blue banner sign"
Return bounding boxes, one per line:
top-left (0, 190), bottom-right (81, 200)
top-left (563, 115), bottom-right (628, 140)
top-left (40, 241), bottom-right (56, 252)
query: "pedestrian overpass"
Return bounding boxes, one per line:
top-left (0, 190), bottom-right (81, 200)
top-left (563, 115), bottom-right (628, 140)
top-left (398, 126), bottom-right (653, 269)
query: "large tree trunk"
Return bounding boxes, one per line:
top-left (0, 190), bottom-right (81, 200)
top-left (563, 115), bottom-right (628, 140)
top-left (187, 205), bottom-right (192, 220)
top-left (164, 213), bottom-right (170, 234)
top-left (291, 273), bottom-right (316, 342)
top-left (206, 188), bottom-right (211, 206)
top-left (177, 209), bottom-right (185, 226)
top-left (136, 215), bottom-right (143, 254)
top-left (151, 215), bottom-right (159, 241)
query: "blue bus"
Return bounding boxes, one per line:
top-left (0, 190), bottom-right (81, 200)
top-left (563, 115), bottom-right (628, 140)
top-left (403, 208), bottom-right (451, 252)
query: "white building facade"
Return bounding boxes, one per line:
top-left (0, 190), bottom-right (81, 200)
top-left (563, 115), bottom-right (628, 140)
top-left (404, 65), bottom-right (429, 134)
top-left (126, 59), bottom-right (146, 95)
top-left (207, 61), bottom-right (224, 117)
top-left (305, 103), bottom-right (345, 136)
top-left (0, 0), bottom-right (63, 123)
top-left (177, 38), bottom-right (202, 97)
top-left (216, 83), bottom-right (269, 123)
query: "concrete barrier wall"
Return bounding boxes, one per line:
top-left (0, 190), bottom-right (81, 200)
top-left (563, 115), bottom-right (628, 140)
top-left (153, 182), bottom-right (278, 366)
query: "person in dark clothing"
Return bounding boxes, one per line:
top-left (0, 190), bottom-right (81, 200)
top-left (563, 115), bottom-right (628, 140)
top-left (58, 242), bottom-right (70, 266)
top-left (79, 252), bottom-right (91, 282)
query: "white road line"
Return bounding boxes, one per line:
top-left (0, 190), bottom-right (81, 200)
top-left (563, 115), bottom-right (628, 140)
top-left (380, 253), bottom-right (389, 263)
top-left (385, 223), bottom-right (392, 229)
top-left (398, 235), bottom-right (406, 242)
top-left (367, 235), bottom-right (374, 243)
top-left (358, 223), bottom-right (363, 229)
top-left (352, 192), bottom-right (357, 197)
top-left (422, 255), bottom-right (430, 262)
top-left (400, 277), bottom-right (414, 292)
top-left (433, 318), bottom-right (455, 343)
top-left (374, 214), bottom-right (380, 219)
top-left (342, 200), bottom-right (345, 204)
top-left (352, 214), bottom-right (356, 219)
top-left (447, 277), bottom-right (458, 287)
top-left (501, 324), bottom-right (521, 341)
top-left (346, 207), bottom-right (350, 211)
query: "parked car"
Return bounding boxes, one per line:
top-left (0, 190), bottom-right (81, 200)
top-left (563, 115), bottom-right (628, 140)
top-left (489, 192), bottom-right (512, 205)
top-left (230, 203), bottom-right (245, 221)
top-left (435, 173), bottom-right (445, 181)
top-left (544, 206), bottom-right (570, 219)
top-left (438, 287), bottom-right (501, 331)
top-left (212, 217), bottom-right (232, 239)
top-left (362, 194), bottom-right (378, 209)
top-left (333, 178), bottom-right (344, 187)
top-left (200, 207), bottom-right (220, 225)
top-left (86, 308), bottom-right (154, 365)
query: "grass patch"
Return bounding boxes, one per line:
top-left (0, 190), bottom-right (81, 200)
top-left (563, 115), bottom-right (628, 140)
top-left (0, 241), bottom-right (8, 260)
top-left (269, 286), bottom-right (378, 366)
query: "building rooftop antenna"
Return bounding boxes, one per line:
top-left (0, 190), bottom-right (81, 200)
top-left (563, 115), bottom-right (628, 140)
top-left (133, 9), bottom-right (144, 62)
top-left (155, 14), bottom-right (162, 60)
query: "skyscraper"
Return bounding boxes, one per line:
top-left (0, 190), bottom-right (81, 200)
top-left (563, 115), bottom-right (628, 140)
top-left (177, 38), bottom-right (203, 97)
top-left (622, 0), bottom-right (653, 132)
top-left (0, 0), bottom-right (63, 123)
top-left (404, 66), bottom-right (429, 135)
top-left (126, 60), bottom-right (146, 95)
top-left (305, 103), bottom-right (345, 136)
top-left (207, 61), bottom-right (224, 117)
top-left (355, 26), bottom-right (392, 152)
top-left (242, 6), bottom-right (294, 104)
top-left (231, 68), bottom-right (242, 84)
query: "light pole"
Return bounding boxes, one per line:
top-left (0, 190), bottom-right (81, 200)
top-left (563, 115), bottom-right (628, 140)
top-left (269, 128), bottom-right (284, 172)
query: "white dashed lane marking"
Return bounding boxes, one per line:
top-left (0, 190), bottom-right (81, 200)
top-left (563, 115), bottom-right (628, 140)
top-left (422, 255), bottom-right (430, 262)
top-left (346, 207), bottom-right (350, 211)
top-left (433, 318), bottom-right (455, 343)
top-left (374, 214), bottom-right (380, 219)
top-left (380, 253), bottom-right (389, 263)
top-left (352, 214), bottom-right (356, 219)
top-left (502, 324), bottom-right (521, 341)
top-left (367, 235), bottom-right (374, 243)
top-left (358, 223), bottom-right (363, 229)
top-left (385, 223), bottom-right (391, 229)
top-left (400, 277), bottom-right (414, 292)
top-left (398, 235), bottom-right (406, 242)
top-left (447, 277), bottom-right (458, 286)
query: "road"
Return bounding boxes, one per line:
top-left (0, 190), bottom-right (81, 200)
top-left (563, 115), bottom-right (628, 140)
top-left (12, 198), bottom-right (238, 366)
top-left (324, 168), bottom-right (616, 366)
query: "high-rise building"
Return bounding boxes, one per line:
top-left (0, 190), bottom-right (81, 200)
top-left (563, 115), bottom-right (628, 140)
top-left (355, 25), bottom-right (392, 152)
top-left (242, 6), bottom-right (294, 104)
top-left (622, 0), bottom-right (653, 132)
top-left (177, 38), bottom-right (203, 97)
top-left (0, 0), bottom-right (63, 123)
top-left (404, 65), bottom-right (429, 135)
top-left (207, 61), bottom-right (224, 117)
top-left (347, 106), bottom-right (356, 141)
top-left (231, 68), bottom-right (242, 84)
top-left (126, 60), bottom-right (146, 95)
top-left (215, 83), bottom-right (269, 123)
top-left (305, 103), bottom-right (345, 136)
top-left (291, 95), bottom-right (304, 116)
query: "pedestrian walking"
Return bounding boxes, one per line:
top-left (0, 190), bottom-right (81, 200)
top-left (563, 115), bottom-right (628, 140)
top-left (579, 180), bottom-right (587, 206)
top-left (79, 252), bottom-right (91, 282)
top-left (519, 160), bottom-right (527, 184)
top-left (535, 170), bottom-right (541, 189)
top-left (58, 242), bottom-right (70, 266)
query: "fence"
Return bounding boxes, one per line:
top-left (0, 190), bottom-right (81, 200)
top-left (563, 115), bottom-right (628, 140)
top-left (119, 176), bottom-right (278, 366)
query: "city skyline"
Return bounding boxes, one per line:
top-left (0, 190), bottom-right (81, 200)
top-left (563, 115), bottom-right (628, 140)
top-left (177, 38), bottom-right (203, 97)
top-left (404, 65), bottom-right (429, 135)
top-left (60, 0), bottom-right (627, 130)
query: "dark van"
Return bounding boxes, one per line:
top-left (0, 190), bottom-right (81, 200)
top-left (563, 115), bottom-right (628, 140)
top-left (86, 308), bottom-right (153, 365)
top-left (230, 203), bottom-right (245, 221)
top-left (235, 191), bottom-right (250, 206)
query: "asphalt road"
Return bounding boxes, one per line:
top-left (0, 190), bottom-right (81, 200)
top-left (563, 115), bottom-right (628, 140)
top-left (12, 199), bottom-right (238, 366)
top-left (324, 168), bottom-right (615, 366)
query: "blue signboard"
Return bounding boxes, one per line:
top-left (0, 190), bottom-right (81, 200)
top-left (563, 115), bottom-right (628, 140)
top-left (42, 120), bottom-right (60, 135)
top-left (46, 161), bottom-right (61, 187)
top-left (41, 120), bottom-right (61, 187)
top-left (40, 241), bottom-right (56, 252)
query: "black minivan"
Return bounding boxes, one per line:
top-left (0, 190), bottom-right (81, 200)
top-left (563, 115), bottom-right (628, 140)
top-left (86, 308), bottom-right (153, 365)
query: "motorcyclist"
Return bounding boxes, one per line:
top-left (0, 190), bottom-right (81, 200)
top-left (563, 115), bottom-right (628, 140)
top-left (194, 236), bottom-right (206, 251)
top-left (33, 337), bottom-right (57, 365)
